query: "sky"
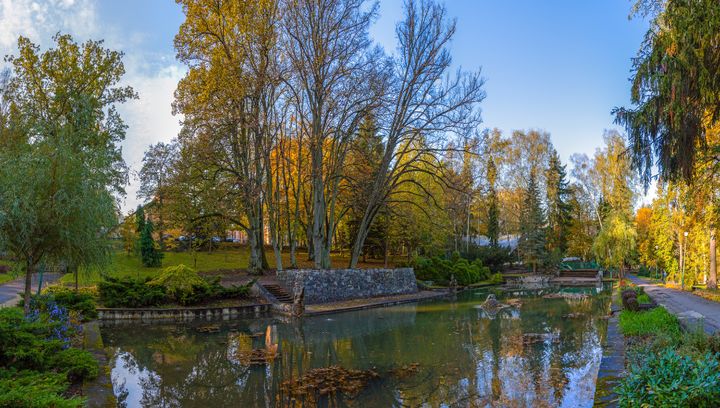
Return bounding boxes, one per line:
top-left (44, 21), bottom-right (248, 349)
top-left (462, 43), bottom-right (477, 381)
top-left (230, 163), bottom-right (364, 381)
top-left (0, 0), bottom-right (652, 213)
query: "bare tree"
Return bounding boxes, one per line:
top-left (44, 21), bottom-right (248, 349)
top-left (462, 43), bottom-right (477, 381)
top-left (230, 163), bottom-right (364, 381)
top-left (348, 0), bottom-right (485, 267)
top-left (282, 0), bottom-right (386, 268)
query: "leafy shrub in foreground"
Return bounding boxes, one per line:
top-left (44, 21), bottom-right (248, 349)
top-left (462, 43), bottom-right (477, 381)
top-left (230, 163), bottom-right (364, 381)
top-left (0, 307), bottom-right (96, 407)
top-left (0, 369), bottom-right (83, 408)
top-left (50, 348), bottom-right (98, 383)
top-left (617, 349), bottom-right (720, 407)
top-left (98, 277), bottom-right (167, 308)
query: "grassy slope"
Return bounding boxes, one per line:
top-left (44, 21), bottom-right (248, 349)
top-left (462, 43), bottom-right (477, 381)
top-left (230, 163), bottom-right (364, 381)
top-left (60, 247), bottom-right (396, 286)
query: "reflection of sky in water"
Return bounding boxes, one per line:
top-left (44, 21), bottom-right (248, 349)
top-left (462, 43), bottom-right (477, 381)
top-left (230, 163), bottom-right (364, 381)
top-left (102, 285), bottom-right (610, 407)
top-left (111, 351), bottom-right (158, 408)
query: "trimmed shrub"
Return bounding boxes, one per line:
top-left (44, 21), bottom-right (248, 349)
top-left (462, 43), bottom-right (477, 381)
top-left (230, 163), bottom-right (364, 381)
top-left (98, 277), bottom-right (167, 308)
top-left (149, 264), bottom-right (209, 305)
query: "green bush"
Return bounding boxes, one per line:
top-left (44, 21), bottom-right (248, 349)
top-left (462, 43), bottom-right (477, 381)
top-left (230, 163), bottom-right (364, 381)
top-left (50, 348), bottom-right (97, 383)
top-left (619, 307), bottom-right (681, 338)
top-left (413, 255), bottom-right (491, 286)
top-left (0, 307), bottom-right (95, 407)
top-left (0, 308), bottom-right (64, 371)
top-left (460, 244), bottom-right (512, 272)
top-left (149, 264), bottom-right (208, 304)
top-left (0, 370), bottom-right (83, 408)
top-left (98, 277), bottom-right (167, 308)
top-left (617, 349), bottom-right (720, 407)
top-left (40, 287), bottom-right (97, 320)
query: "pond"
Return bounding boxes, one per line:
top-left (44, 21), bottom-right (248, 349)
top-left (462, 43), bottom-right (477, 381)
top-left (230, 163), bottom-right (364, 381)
top-left (102, 284), bottom-right (611, 407)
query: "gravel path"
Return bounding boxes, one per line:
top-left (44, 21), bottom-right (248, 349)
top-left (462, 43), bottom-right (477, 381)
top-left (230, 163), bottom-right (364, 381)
top-left (629, 275), bottom-right (720, 334)
top-left (0, 273), bottom-right (61, 307)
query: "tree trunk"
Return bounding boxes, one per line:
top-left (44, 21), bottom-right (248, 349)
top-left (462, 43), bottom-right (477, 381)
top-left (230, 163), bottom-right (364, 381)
top-left (247, 220), bottom-right (262, 274)
top-left (709, 228), bottom-right (717, 289)
top-left (23, 258), bottom-right (33, 315)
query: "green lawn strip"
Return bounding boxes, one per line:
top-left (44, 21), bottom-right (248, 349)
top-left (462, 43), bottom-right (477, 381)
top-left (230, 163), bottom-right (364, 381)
top-left (618, 306), bottom-right (681, 337)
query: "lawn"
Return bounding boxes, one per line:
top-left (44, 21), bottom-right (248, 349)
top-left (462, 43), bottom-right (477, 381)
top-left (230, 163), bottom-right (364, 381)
top-left (618, 306), bottom-right (681, 338)
top-left (60, 247), bottom-right (396, 286)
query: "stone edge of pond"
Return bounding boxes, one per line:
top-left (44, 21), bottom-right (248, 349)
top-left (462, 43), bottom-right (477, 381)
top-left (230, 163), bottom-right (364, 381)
top-left (593, 284), bottom-right (625, 407)
top-left (81, 321), bottom-right (116, 408)
top-left (303, 290), bottom-right (450, 316)
top-left (96, 303), bottom-right (272, 320)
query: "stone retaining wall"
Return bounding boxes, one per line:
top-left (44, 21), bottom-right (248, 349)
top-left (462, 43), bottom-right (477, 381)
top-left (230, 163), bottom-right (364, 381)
top-left (97, 303), bottom-right (271, 321)
top-left (276, 268), bottom-right (418, 304)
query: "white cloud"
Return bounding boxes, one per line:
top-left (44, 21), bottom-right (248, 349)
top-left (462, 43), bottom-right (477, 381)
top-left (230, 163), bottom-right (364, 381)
top-left (0, 0), bottom-right (97, 54)
top-left (1, 0), bottom-right (185, 214)
top-left (119, 63), bottom-right (185, 213)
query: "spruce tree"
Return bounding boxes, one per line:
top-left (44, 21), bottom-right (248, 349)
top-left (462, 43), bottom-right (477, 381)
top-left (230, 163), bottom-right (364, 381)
top-left (140, 219), bottom-right (163, 267)
top-left (486, 157), bottom-right (500, 247)
top-left (135, 205), bottom-right (146, 235)
top-left (545, 149), bottom-right (572, 256)
top-left (519, 171), bottom-right (547, 273)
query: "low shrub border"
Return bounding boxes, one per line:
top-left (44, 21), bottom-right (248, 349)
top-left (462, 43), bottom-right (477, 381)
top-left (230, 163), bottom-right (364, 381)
top-left (613, 282), bottom-right (720, 407)
top-left (97, 264), bottom-right (253, 308)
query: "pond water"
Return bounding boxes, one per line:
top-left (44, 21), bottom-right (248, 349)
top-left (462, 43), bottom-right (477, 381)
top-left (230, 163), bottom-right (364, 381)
top-left (102, 284), bottom-right (611, 407)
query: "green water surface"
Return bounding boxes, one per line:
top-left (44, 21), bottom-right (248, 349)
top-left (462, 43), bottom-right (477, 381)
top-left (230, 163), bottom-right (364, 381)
top-left (102, 284), bottom-right (611, 407)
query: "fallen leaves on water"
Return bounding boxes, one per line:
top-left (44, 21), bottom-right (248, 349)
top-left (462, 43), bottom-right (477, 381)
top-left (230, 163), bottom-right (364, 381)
top-left (236, 347), bottom-right (279, 365)
top-left (279, 366), bottom-right (379, 405)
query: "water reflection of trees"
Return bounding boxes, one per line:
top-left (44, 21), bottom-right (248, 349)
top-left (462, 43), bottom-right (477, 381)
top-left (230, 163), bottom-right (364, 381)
top-left (103, 288), bottom-right (610, 407)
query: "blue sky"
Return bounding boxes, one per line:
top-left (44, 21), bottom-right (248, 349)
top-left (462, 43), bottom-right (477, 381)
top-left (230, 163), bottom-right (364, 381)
top-left (0, 0), bottom-right (651, 211)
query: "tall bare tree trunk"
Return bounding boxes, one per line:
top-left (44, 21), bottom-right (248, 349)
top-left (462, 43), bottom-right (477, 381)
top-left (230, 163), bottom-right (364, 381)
top-left (311, 139), bottom-right (328, 269)
top-left (710, 228), bottom-right (717, 289)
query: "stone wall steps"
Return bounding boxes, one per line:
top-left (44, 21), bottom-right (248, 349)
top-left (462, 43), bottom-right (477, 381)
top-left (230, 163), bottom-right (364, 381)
top-left (262, 284), bottom-right (292, 304)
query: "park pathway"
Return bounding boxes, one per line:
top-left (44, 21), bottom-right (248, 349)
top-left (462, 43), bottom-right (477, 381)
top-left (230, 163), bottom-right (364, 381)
top-left (629, 275), bottom-right (720, 334)
top-left (0, 273), bottom-right (60, 307)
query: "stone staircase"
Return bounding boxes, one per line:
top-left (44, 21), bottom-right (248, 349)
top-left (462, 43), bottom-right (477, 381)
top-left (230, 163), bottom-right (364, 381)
top-left (262, 283), bottom-right (293, 304)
